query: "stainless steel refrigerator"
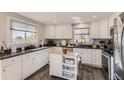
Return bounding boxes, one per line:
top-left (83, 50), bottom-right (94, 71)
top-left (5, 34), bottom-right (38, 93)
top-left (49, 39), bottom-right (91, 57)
top-left (114, 12), bottom-right (124, 79)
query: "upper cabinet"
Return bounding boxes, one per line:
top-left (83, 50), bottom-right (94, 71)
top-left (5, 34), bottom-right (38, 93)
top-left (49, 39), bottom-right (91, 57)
top-left (63, 24), bottom-right (72, 39)
top-left (99, 18), bottom-right (109, 38)
top-left (90, 21), bottom-right (100, 38)
top-left (55, 25), bottom-right (64, 39)
top-left (45, 25), bottom-right (56, 39)
top-left (45, 24), bottom-right (72, 39)
top-left (91, 17), bottom-right (110, 38)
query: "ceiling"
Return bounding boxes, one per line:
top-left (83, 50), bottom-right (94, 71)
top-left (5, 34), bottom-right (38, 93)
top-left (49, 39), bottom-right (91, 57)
top-left (16, 12), bottom-right (113, 24)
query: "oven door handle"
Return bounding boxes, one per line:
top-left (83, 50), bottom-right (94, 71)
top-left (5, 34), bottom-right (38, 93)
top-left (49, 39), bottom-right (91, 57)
top-left (102, 53), bottom-right (111, 66)
top-left (102, 53), bottom-right (110, 59)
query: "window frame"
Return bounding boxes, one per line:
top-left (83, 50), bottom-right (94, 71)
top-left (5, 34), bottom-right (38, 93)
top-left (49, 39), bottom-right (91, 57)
top-left (73, 28), bottom-right (90, 43)
top-left (9, 18), bottom-right (38, 44)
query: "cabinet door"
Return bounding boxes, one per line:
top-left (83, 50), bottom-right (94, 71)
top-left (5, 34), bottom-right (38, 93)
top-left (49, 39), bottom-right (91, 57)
top-left (32, 52), bottom-right (42, 72)
top-left (99, 18), bottom-right (109, 38)
top-left (43, 49), bottom-right (49, 66)
top-left (45, 25), bottom-right (56, 39)
top-left (33, 59), bottom-right (42, 72)
top-left (50, 54), bottom-right (62, 77)
top-left (91, 49), bottom-right (101, 67)
top-left (2, 62), bottom-right (21, 80)
top-left (63, 25), bottom-right (72, 39)
top-left (22, 54), bottom-right (34, 79)
top-left (53, 47), bottom-right (63, 52)
top-left (56, 25), bottom-right (63, 39)
top-left (91, 21), bottom-right (100, 38)
top-left (81, 49), bottom-right (92, 64)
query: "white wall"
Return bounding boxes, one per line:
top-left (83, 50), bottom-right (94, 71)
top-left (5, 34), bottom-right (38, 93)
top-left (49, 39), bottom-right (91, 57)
top-left (0, 12), bottom-right (45, 47)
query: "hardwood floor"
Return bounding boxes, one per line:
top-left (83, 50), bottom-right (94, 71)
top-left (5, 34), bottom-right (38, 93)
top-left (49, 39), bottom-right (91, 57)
top-left (26, 64), bottom-right (105, 80)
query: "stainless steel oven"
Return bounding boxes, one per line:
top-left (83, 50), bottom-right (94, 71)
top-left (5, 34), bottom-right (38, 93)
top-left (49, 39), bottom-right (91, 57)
top-left (101, 51), bottom-right (112, 80)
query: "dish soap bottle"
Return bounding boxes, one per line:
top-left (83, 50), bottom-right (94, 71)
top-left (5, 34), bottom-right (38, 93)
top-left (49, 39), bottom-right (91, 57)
top-left (91, 38), bottom-right (96, 48)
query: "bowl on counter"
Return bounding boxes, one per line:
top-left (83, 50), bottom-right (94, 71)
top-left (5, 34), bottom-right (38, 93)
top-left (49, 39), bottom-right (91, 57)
top-left (63, 48), bottom-right (67, 54)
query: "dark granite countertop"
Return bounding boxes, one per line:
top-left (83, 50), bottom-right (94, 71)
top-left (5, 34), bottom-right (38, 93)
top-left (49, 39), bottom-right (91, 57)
top-left (0, 45), bottom-right (113, 60)
top-left (55, 45), bottom-right (101, 49)
top-left (0, 47), bottom-right (49, 60)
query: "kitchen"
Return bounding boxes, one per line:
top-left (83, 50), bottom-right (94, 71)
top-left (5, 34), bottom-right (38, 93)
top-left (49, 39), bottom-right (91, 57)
top-left (0, 12), bottom-right (121, 80)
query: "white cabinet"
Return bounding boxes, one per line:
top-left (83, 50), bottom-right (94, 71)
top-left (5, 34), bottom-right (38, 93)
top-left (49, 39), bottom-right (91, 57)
top-left (50, 54), bottom-right (62, 77)
top-left (45, 24), bottom-right (72, 39)
top-left (21, 49), bottom-right (50, 79)
top-left (73, 48), bottom-right (91, 64)
top-left (56, 25), bottom-right (63, 39)
top-left (91, 21), bottom-right (100, 38)
top-left (82, 49), bottom-right (92, 65)
top-left (73, 48), bottom-right (101, 67)
top-left (63, 24), bottom-right (72, 39)
top-left (21, 54), bottom-right (34, 79)
top-left (91, 49), bottom-right (102, 67)
top-left (53, 47), bottom-right (63, 52)
top-left (32, 51), bottom-right (42, 73)
top-left (45, 25), bottom-right (56, 39)
top-left (99, 18), bottom-right (109, 38)
top-left (0, 48), bottom-right (51, 80)
top-left (1, 56), bottom-right (21, 80)
top-left (21, 48), bottom-right (50, 79)
top-left (42, 49), bottom-right (49, 66)
top-left (2, 62), bottom-right (21, 80)
top-left (90, 18), bottom-right (110, 38)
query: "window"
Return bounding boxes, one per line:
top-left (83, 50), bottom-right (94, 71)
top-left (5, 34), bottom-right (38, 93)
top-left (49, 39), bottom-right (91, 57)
top-left (73, 28), bottom-right (89, 43)
top-left (26, 32), bottom-right (37, 42)
top-left (12, 30), bottom-right (25, 43)
top-left (11, 20), bottom-right (37, 43)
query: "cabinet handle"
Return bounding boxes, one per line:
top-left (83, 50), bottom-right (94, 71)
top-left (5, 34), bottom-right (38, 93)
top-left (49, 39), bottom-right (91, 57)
top-left (3, 69), bottom-right (6, 72)
top-left (12, 60), bottom-right (15, 62)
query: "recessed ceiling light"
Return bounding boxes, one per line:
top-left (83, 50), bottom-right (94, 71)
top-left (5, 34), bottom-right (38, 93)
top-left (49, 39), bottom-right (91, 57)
top-left (92, 15), bottom-right (96, 18)
top-left (71, 17), bottom-right (82, 20)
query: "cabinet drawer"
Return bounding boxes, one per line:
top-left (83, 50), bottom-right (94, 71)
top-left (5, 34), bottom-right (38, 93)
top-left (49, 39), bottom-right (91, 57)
top-left (22, 54), bottom-right (31, 60)
top-left (92, 55), bottom-right (101, 59)
top-left (82, 49), bottom-right (91, 52)
top-left (73, 48), bottom-right (77, 52)
top-left (92, 60), bottom-right (101, 66)
top-left (2, 56), bottom-right (21, 67)
top-left (92, 49), bottom-right (101, 54)
top-left (73, 48), bottom-right (81, 52)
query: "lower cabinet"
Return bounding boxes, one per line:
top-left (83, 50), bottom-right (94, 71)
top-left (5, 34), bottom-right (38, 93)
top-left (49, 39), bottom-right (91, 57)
top-left (73, 48), bottom-right (101, 67)
top-left (50, 54), bottom-right (62, 77)
top-left (53, 47), bottom-right (63, 52)
top-left (91, 49), bottom-right (102, 67)
top-left (0, 48), bottom-right (51, 80)
top-left (1, 56), bottom-right (21, 80)
top-left (22, 54), bottom-right (34, 80)
top-left (22, 49), bottom-right (50, 80)
top-left (2, 62), bottom-right (21, 80)
top-left (32, 51), bottom-right (42, 73)
top-left (82, 49), bottom-right (92, 65)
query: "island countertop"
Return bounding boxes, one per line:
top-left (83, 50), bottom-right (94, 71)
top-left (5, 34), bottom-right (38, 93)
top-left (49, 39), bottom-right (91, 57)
top-left (49, 51), bottom-right (78, 57)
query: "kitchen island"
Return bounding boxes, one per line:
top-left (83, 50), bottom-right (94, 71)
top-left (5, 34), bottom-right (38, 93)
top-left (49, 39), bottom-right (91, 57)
top-left (52, 46), bottom-right (102, 68)
top-left (49, 51), bottom-right (79, 80)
